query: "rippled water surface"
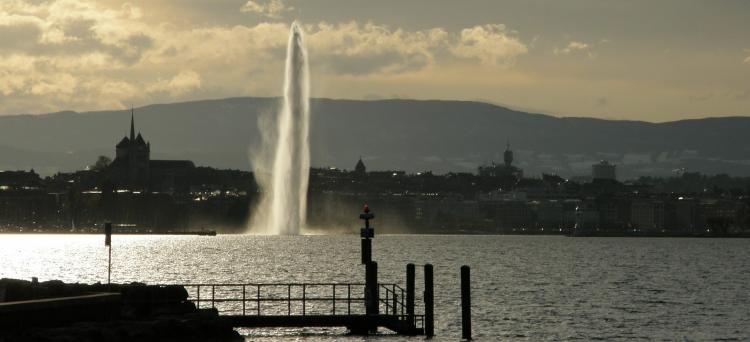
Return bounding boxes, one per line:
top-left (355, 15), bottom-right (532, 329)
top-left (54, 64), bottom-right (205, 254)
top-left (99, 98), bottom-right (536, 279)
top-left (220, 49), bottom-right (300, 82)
top-left (1, 234), bottom-right (749, 340)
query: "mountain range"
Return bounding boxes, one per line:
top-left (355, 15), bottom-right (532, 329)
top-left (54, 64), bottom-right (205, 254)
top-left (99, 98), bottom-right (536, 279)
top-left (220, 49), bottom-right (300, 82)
top-left (1, 97), bottom-right (749, 179)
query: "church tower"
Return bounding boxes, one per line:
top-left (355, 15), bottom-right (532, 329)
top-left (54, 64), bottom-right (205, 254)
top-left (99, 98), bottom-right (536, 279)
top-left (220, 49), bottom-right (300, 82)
top-left (112, 108), bottom-right (151, 189)
top-left (354, 157), bottom-right (366, 177)
top-left (504, 140), bottom-right (514, 168)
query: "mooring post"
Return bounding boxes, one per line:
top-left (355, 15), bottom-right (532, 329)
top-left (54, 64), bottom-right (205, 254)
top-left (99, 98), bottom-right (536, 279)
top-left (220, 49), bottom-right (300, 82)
top-left (461, 265), bottom-right (472, 340)
top-left (424, 263), bottom-right (434, 337)
top-left (406, 263), bottom-right (415, 323)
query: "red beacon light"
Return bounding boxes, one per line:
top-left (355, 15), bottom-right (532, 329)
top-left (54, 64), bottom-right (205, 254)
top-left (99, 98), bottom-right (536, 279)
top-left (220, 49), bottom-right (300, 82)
top-left (359, 204), bottom-right (374, 221)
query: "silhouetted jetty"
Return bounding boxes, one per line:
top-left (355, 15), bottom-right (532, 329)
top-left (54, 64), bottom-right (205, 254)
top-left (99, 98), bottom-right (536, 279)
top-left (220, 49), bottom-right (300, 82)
top-left (114, 230), bottom-right (217, 236)
top-left (166, 206), bottom-right (432, 336)
top-left (179, 281), bottom-right (424, 335)
top-left (0, 278), bottom-right (241, 342)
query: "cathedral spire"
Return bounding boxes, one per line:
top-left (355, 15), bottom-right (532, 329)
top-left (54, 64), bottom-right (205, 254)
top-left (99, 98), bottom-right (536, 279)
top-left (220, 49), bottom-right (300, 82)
top-left (130, 106), bottom-right (135, 141)
top-left (504, 139), bottom-right (513, 168)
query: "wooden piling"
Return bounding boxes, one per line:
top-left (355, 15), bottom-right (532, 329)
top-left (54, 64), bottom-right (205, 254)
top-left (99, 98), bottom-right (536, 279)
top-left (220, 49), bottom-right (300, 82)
top-left (406, 263), bottom-right (415, 322)
top-left (461, 265), bottom-right (471, 340)
top-left (424, 263), bottom-right (434, 337)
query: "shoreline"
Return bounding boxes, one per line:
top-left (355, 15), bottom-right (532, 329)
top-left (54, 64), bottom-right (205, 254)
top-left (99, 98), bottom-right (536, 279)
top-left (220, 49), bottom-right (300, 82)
top-left (1, 230), bottom-right (749, 238)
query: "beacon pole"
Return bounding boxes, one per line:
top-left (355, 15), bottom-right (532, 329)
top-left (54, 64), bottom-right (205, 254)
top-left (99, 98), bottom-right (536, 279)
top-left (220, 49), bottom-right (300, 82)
top-left (104, 222), bottom-right (112, 285)
top-left (360, 204), bottom-right (377, 329)
top-left (360, 204), bottom-right (374, 264)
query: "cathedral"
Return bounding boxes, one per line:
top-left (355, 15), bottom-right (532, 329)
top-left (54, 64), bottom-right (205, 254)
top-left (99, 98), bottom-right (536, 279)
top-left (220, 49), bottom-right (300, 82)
top-left (107, 110), bottom-right (194, 190)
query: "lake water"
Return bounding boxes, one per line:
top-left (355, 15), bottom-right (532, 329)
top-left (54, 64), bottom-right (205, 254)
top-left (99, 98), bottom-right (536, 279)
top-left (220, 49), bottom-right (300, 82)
top-left (1, 234), bottom-right (749, 341)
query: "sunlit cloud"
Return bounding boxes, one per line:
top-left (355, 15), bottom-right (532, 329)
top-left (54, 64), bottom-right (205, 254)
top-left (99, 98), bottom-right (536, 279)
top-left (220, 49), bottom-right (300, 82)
top-left (451, 24), bottom-right (527, 66)
top-left (0, 0), bottom-right (745, 121)
top-left (0, 0), bottom-right (530, 114)
top-left (146, 70), bottom-right (202, 97)
top-left (554, 41), bottom-right (594, 58)
top-left (241, 0), bottom-right (293, 19)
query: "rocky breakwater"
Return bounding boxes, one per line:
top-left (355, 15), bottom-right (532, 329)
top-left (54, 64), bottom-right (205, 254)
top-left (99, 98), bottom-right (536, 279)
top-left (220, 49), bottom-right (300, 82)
top-left (0, 278), bottom-right (241, 342)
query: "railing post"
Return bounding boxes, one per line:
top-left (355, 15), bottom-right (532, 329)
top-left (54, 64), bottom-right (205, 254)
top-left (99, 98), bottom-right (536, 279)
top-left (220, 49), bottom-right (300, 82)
top-left (332, 284), bottom-right (336, 315)
top-left (302, 284), bottom-right (306, 316)
top-left (242, 285), bottom-right (246, 315)
top-left (347, 284), bottom-right (351, 315)
top-left (384, 286), bottom-right (389, 314)
top-left (197, 286), bottom-right (201, 309)
top-left (211, 285), bottom-right (215, 309)
top-left (406, 263), bottom-right (415, 322)
top-left (392, 293), bottom-right (398, 316)
top-left (257, 285), bottom-right (261, 315)
top-left (461, 265), bottom-right (472, 340)
top-left (288, 285), bottom-right (291, 315)
top-left (424, 263), bottom-right (434, 337)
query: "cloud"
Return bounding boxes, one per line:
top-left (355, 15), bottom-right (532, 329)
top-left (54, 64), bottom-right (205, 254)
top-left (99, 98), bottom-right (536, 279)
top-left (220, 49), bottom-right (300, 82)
top-left (451, 24), bottom-right (528, 66)
top-left (0, 1), bottom-right (530, 114)
top-left (306, 22), bottom-right (527, 73)
top-left (146, 70), bottom-right (202, 96)
top-left (744, 49), bottom-right (750, 64)
top-left (554, 41), bottom-right (592, 57)
top-left (241, 0), bottom-right (292, 18)
top-left (553, 39), bottom-right (610, 60)
top-left (306, 21), bottom-right (449, 74)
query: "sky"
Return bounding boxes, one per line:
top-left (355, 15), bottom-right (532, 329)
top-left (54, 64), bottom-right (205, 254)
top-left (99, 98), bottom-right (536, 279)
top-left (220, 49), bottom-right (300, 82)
top-left (0, 0), bottom-right (749, 122)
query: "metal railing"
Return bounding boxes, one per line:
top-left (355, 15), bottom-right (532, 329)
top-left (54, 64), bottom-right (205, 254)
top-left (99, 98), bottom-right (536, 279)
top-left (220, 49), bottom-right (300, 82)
top-left (378, 283), bottom-right (423, 328)
top-left (177, 282), bottom-right (421, 323)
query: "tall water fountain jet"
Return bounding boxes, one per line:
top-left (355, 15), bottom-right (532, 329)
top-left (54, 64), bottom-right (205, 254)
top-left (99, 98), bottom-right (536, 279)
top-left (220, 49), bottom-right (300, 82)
top-left (249, 22), bottom-right (310, 235)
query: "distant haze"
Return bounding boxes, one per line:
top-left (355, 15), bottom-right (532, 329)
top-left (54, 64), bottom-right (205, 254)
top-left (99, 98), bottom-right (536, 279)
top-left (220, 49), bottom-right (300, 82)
top-left (1, 97), bottom-right (750, 179)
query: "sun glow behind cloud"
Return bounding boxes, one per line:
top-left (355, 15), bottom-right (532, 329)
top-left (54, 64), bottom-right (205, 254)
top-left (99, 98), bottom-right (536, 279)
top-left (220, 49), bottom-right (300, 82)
top-left (0, 0), bottom-right (748, 121)
top-left (0, 0), bottom-right (530, 115)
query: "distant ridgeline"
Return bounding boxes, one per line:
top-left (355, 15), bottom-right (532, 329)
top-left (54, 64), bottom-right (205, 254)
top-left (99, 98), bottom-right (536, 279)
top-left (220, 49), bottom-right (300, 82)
top-left (1, 97), bottom-right (750, 178)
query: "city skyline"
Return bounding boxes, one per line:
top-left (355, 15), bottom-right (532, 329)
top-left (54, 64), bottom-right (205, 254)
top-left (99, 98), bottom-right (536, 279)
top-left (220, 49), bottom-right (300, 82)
top-left (0, 0), bottom-right (749, 121)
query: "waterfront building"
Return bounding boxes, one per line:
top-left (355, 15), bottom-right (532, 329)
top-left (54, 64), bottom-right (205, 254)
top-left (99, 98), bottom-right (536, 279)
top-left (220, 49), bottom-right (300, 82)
top-left (592, 160), bottom-right (617, 181)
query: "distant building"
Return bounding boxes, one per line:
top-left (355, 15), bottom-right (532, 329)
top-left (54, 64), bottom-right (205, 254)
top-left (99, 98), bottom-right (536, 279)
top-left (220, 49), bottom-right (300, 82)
top-left (477, 140), bottom-right (523, 189)
top-left (592, 160), bottom-right (616, 181)
top-left (503, 140), bottom-right (514, 168)
top-left (354, 157), bottom-right (366, 177)
top-left (630, 199), bottom-right (666, 231)
top-left (0, 170), bottom-right (41, 190)
top-left (107, 110), bottom-right (195, 190)
top-left (109, 112), bottom-right (150, 188)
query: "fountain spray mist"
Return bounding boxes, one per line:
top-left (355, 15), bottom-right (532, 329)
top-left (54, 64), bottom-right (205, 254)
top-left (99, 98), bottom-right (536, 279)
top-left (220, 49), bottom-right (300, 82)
top-left (248, 22), bottom-right (310, 235)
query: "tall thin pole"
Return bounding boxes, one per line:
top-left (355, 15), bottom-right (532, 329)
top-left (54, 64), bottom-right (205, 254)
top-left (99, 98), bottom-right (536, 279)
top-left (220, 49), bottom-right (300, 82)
top-left (461, 265), bottom-right (472, 340)
top-left (105, 222), bottom-right (112, 285)
top-left (406, 263), bottom-right (415, 322)
top-left (424, 263), bottom-right (434, 337)
top-left (108, 245), bottom-right (112, 284)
